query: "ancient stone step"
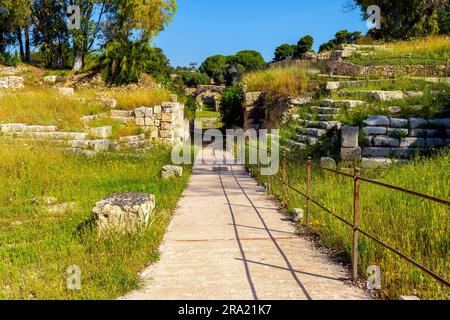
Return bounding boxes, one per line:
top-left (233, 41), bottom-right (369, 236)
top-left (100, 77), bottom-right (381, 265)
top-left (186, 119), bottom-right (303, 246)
top-left (0, 123), bottom-right (58, 133)
top-left (302, 120), bottom-right (341, 130)
top-left (310, 106), bottom-right (341, 114)
top-left (298, 128), bottom-right (327, 138)
top-left (296, 135), bottom-right (319, 145)
top-left (287, 139), bottom-right (306, 149)
top-left (2, 131), bottom-right (87, 140)
top-left (320, 99), bottom-right (365, 109)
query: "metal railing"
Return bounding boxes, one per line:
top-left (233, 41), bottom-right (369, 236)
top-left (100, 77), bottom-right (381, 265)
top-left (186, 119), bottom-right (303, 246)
top-left (256, 152), bottom-right (450, 288)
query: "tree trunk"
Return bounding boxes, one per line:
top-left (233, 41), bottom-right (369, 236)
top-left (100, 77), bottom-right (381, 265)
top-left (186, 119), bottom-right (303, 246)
top-left (24, 25), bottom-right (31, 63)
top-left (17, 28), bottom-right (25, 61)
top-left (73, 50), bottom-right (83, 71)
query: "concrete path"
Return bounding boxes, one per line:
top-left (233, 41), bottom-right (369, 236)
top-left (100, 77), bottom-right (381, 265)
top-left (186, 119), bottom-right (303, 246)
top-left (122, 151), bottom-right (371, 300)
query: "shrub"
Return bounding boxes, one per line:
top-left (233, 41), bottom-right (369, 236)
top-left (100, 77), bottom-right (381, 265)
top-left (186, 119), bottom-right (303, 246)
top-left (220, 87), bottom-right (244, 128)
top-left (0, 51), bottom-right (20, 67)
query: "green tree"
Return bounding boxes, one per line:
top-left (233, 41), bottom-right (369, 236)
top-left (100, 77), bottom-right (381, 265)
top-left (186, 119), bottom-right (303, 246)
top-left (230, 50), bottom-right (265, 71)
top-left (274, 44), bottom-right (296, 61)
top-left (219, 86), bottom-right (244, 128)
top-left (199, 55), bottom-right (228, 84)
top-left (354, 0), bottom-right (447, 39)
top-left (293, 35), bottom-right (314, 58)
top-left (438, 5), bottom-right (450, 35)
top-left (144, 47), bottom-right (172, 79)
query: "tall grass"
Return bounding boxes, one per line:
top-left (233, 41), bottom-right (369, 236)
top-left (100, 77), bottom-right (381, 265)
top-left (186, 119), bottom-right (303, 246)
top-left (242, 66), bottom-right (309, 96)
top-left (0, 142), bottom-right (191, 299)
top-left (78, 87), bottom-right (172, 110)
top-left (0, 88), bottom-right (108, 131)
top-left (250, 150), bottom-right (450, 299)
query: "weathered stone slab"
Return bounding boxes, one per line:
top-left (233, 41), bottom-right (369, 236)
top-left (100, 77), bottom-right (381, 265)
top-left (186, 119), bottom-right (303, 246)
top-left (400, 138), bottom-right (426, 148)
top-left (319, 157), bottom-right (337, 169)
top-left (341, 126), bottom-right (359, 148)
top-left (391, 148), bottom-right (418, 158)
top-left (363, 127), bottom-right (387, 135)
top-left (426, 138), bottom-right (445, 147)
top-left (56, 87), bottom-right (74, 96)
top-left (409, 118), bottom-right (427, 129)
top-left (362, 147), bottom-right (391, 157)
top-left (88, 126), bottom-right (112, 139)
top-left (161, 165), bottom-right (183, 179)
top-left (92, 192), bottom-right (156, 235)
top-left (428, 118), bottom-right (450, 128)
top-left (361, 157), bottom-right (393, 168)
top-left (341, 147), bottom-right (361, 161)
top-left (372, 90), bottom-right (404, 101)
top-left (364, 116), bottom-right (390, 126)
top-left (43, 75), bottom-right (58, 84)
top-left (389, 118), bottom-right (408, 128)
top-left (373, 135), bottom-right (400, 147)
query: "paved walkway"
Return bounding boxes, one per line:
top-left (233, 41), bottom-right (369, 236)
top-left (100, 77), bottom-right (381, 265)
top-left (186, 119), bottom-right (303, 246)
top-left (122, 151), bottom-right (371, 300)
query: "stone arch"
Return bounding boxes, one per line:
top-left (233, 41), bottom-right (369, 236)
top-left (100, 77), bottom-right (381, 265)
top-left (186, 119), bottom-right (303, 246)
top-left (192, 85), bottom-right (226, 111)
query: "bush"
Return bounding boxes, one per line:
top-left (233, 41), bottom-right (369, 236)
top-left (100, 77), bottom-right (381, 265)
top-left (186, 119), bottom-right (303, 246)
top-left (0, 51), bottom-right (20, 67)
top-left (220, 87), bottom-right (244, 128)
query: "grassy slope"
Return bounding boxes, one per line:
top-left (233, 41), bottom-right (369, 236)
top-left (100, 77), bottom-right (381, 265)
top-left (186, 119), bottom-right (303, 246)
top-left (0, 143), bottom-right (191, 299)
top-left (250, 150), bottom-right (450, 299)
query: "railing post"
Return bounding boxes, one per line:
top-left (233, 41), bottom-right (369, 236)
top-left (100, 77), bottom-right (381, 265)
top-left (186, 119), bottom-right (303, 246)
top-left (282, 152), bottom-right (286, 209)
top-left (352, 167), bottom-right (361, 281)
top-left (306, 157), bottom-right (312, 231)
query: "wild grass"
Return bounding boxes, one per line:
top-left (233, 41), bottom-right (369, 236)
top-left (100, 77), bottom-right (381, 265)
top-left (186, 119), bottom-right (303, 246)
top-left (87, 117), bottom-right (144, 140)
top-left (250, 150), bottom-right (450, 300)
top-left (0, 88), bottom-right (108, 132)
top-left (242, 66), bottom-right (309, 97)
top-left (195, 104), bottom-right (220, 119)
top-left (0, 142), bottom-right (191, 299)
top-left (349, 36), bottom-right (450, 65)
top-left (78, 87), bottom-right (173, 110)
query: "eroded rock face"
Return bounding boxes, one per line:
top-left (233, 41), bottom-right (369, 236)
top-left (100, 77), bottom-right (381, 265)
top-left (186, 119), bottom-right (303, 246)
top-left (92, 192), bottom-right (156, 236)
top-left (161, 165), bottom-right (183, 179)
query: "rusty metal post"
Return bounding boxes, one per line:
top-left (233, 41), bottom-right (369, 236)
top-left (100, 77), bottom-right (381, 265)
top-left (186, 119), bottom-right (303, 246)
top-left (352, 167), bottom-right (361, 281)
top-left (306, 157), bottom-right (312, 230)
top-left (282, 152), bottom-right (286, 209)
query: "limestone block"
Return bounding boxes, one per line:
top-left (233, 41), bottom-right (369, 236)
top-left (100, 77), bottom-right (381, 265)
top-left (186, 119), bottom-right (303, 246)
top-left (426, 138), bottom-right (445, 147)
top-left (400, 138), bottom-right (426, 148)
top-left (341, 126), bottom-right (359, 148)
top-left (341, 147), bottom-right (362, 161)
top-left (56, 87), bottom-right (74, 96)
top-left (319, 157), bottom-right (337, 169)
top-left (135, 118), bottom-right (145, 126)
top-left (390, 118), bottom-right (408, 128)
top-left (88, 126), bottom-right (112, 139)
top-left (161, 165), bottom-right (183, 179)
top-left (362, 147), bottom-right (391, 157)
top-left (92, 192), bottom-right (156, 236)
top-left (409, 118), bottom-right (427, 129)
top-left (145, 117), bottom-right (155, 126)
top-left (153, 105), bottom-right (162, 114)
top-left (373, 135), bottom-right (400, 147)
top-left (364, 116), bottom-right (390, 126)
top-left (363, 127), bottom-right (387, 135)
top-left (43, 75), bottom-right (58, 84)
top-left (162, 113), bottom-right (175, 122)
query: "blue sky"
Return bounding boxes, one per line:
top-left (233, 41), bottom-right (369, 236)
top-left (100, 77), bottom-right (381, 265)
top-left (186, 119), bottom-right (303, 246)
top-left (155, 0), bottom-right (367, 67)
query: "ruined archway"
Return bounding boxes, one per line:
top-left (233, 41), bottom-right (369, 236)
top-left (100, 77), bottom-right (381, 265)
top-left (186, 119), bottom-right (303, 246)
top-left (192, 85), bottom-right (226, 111)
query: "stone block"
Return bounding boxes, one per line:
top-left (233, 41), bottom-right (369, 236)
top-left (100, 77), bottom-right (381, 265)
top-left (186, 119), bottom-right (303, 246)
top-left (389, 118), bottom-right (408, 128)
top-left (428, 118), bottom-right (450, 128)
top-left (373, 135), bottom-right (400, 147)
top-left (364, 116), bottom-right (390, 126)
top-left (88, 126), bottom-right (112, 139)
top-left (426, 138), bottom-right (445, 148)
top-left (153, 105), bottom-right (162, 114)
top-left (341, 126), bottom-right (359, 148)
top-left (56, 87), bottom-right (74, 96)
top-left (162, 113), bottom-right (175, 122)
top-left (341, 147), bottom-right (361, 161)
top-left (363, 127), bottom-right (387, 135)
top-left (391, 148), bottom-right (418, 159)
top-left (362, 147), bottom-right (391, 157)
top-left (409, 118), bottom-right (427, 129)
top-left (319, 157), bottom-right (337, 169)
top-left (161, 165), bottom-right (183, 179)
top-left (135, 118), bottom-right (145, 126)
top-left (400, 138), bottom-right (426, 148)
top-left (92, 192), bottom-right (155, 236)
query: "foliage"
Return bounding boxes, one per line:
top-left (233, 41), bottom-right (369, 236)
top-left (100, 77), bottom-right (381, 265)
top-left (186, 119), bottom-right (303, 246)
top-left (176, 69), bottom-right (211, 87)
top-left (274, 44), bottom-right (297, 61)
top-left (229, 50), bottom-right (266, 71)
top-left (438, 5), bottom-right (450, 35)
top-left (242, 66), bottom-right (309, 97)
top-left (0, 51), bottom-right (20, 67)
top-left (144, 47), bottom-right (173, 79)
top-left (199, 55), bottom-right (228, 84)
top-left (219, 86), bottom-right (244, 128)
top-left (319, 30), bottom-right (362, 52)
top-left (293, 35), bottom-right (314, 58)
top-left (353, 0), bottom-right (447, 39)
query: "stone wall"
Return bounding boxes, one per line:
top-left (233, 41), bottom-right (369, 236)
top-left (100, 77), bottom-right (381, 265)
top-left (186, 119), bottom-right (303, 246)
top-left (341, 116), bottom-right (450, 166)
top-left (327, 59), bottom-right (446, 77)
top-left (0, 76), bottom-right (24, 89)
